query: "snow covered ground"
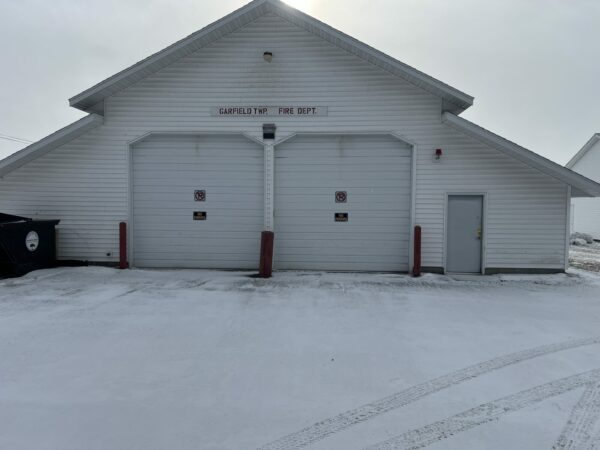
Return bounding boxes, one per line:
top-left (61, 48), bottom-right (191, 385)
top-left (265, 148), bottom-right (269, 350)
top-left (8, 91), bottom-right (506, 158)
top-left (1, 267), bottom-right (600, 450)
top-left (570, 242), bottom-right (600, 273)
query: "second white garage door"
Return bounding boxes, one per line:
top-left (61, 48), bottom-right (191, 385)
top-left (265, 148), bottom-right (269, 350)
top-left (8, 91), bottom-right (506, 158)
top-left (274, 134), bottom-right (412, 272)
top-left (132, 134), bottom-right (263, 269)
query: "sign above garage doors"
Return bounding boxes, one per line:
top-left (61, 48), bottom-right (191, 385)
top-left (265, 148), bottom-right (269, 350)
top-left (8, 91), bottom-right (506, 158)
top-left (211, 106), bottom-right (328, 117)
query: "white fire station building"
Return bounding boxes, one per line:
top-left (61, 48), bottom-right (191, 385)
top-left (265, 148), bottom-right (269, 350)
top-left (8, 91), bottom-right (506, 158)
top-left (1, 0), bottom-right (599, 274)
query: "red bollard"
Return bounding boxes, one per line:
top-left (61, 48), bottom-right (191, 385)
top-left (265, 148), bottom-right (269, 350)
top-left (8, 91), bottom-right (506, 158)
top-left (259, 231), bottom-right (274, 278)
top-left (412, 225), bottom-right (421, 277)
top-left (119, 222), bottom-right (129, 269)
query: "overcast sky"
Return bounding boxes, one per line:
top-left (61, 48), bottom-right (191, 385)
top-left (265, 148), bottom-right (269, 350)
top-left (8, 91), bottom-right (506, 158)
top-left (0, 0), bottom-right (598, 163)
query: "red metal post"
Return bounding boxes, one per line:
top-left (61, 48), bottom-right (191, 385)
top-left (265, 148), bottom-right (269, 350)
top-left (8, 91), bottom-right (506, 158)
top-left (119, 222), bottom-right (129, 269)
top-left (412, 225), bottom-right (422, 277)
top-left (259, 231), bottom-right (274, 278)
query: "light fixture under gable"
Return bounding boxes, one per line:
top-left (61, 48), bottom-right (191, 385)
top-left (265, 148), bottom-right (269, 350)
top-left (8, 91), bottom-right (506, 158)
top-left (263, 123), bottom-right (276, 140)
top-left (263, 51), bottom-right (273, 63)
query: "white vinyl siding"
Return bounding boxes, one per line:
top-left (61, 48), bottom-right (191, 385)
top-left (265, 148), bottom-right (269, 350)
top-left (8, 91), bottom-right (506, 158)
top-left (132, 135), bottom-right (263, 268)
top-left (416, 140), bottom-right (567, 269)
top-left (0, 12), bottom-right (569, 270)
top-left (571, 198), bottom-right (600, 239)
top-left (274, 135), bottom-right (411, 271)
top-left (0, 126), bottom-right (126, 261)
top-left (569, 140), bottom-right (600, 182)
top-left (569, 140), bottom-right (600, 239)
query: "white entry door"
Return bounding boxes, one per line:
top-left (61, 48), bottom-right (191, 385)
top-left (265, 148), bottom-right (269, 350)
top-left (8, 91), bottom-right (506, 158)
top-left (446, 195), bottom-right (484, 274)
top-left (132, 134), bottom-right (263, 269)
top-left (274, 134), bottom-right (412, 272)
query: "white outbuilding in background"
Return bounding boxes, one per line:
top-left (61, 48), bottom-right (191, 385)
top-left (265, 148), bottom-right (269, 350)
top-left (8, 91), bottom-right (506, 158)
top-left (567, 134), bottom-right (600, 240)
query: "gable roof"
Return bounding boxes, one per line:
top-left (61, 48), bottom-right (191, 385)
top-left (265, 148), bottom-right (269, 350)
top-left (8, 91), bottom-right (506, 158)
top-left (442, 113), bottom-right (600, 198)
top-left (68, 0), bottom-right (474, 115)
top-left (0, 114), bottom-right (103, 177)
top-left (566, 133), bottom-right (600, 169)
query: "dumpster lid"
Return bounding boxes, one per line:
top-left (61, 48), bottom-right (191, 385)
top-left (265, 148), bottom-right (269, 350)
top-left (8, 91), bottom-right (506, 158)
top-left (0, 213), bottom-right (32, 224)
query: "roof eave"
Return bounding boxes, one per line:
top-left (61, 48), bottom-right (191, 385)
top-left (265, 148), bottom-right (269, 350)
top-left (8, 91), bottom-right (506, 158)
top-left (442, 112), bottom-right (600, 198)
top-left (565, 133), bottom-right (600, 169)
top-left (0, 114), bottom-right (104, 177)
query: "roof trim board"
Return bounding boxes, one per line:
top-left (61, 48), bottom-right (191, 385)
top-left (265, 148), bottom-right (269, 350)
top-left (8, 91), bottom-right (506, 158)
top-left (566, 133), bottom-right (600, 169)
top-left (442, 113), bottom-right (600, 198)
top-left (0, 114), bottom-right (103, 177)
top-left (68, 0), bottom-right (473, 115)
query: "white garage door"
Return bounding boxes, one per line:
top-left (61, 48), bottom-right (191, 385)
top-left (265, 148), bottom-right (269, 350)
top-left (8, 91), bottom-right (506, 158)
top-left (132, 135), bottom-right (263, 269)
top-left (274, 135), bottom-right (412, 272)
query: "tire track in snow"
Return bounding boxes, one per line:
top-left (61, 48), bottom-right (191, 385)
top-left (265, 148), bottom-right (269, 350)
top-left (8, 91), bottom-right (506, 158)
top-left (553, 382), bottom-right (600, 449)
top-left (257, 336), bottom-right (600, 450)
top-left (587, 433), bottom-right (600, 449)
top-left (363, 369), bottom-right (600, 450)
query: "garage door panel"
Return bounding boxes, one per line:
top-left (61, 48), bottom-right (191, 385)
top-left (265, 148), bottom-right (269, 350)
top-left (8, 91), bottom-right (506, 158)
top-left (275, 134), bottom-right (411, 272)
top-left (274, 191), bottom-right (411, 200)
top-left (276, 210), bottom-right (411, 218)
top-left (134, 206), bottom-right (263, 216)
top-left (276, 231), bottom-right (409, 238)
top-left (133, 156), bottom-right (262, 164)
top-left (133, 166), bottom-right (263, 174)
top-left (133, 203), bottom-right (264, 211)
top-left (276, 203), bottom-right (410, 211)
top-left (275, 226), bottom-right (411, 233)
top-left (276, 182), bottom-right (408, 189)
top-left (133, 189), bottom-right (263, 199)
top-left (133, 255), bottom-right (259, 263)
top-left (132, 257), bottom-right (259, 269)
top-left (276, 242), bottom-right (407, 255)
top-left (277, 147), bottom-right (410, 158)
top-left (134, 243), bottom-right (260, 253)
top-left (276, 211), bottom-right (411, 219)
top-left (133, 177), bottom-right (262, 187)
top-left (276, 234), bottom-right (409, 244)
top-left (134, 226), bottom-right (261, 235)
top-left (278, 164), bottom-right (409, 172)
top-left (274, 258), bottom-right (405, 271)
top-left (133, 134), bottom-right (263, 269)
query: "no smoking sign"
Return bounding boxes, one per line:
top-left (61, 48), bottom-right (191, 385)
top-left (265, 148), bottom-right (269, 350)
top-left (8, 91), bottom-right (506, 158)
top-left (335, 191), bottom-right (347, 203)
top-left (194, 190), bottom-right (206, 202)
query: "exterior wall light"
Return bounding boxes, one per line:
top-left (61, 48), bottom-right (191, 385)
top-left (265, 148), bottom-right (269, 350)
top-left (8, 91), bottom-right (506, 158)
top-left (263, 51), bottom-right (273, 63)
top-left (263, 123), bottom-right (276, 140)
top-left (435, 148), bottom-right (443, 160)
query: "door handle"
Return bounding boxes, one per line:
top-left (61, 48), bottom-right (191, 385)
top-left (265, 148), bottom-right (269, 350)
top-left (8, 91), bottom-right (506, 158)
top-left (476, 228), bottom-right (482, 240)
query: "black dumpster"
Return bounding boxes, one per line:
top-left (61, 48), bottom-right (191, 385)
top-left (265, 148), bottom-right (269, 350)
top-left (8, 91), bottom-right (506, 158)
top-left (0, 213), bottom-right (60, 276)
